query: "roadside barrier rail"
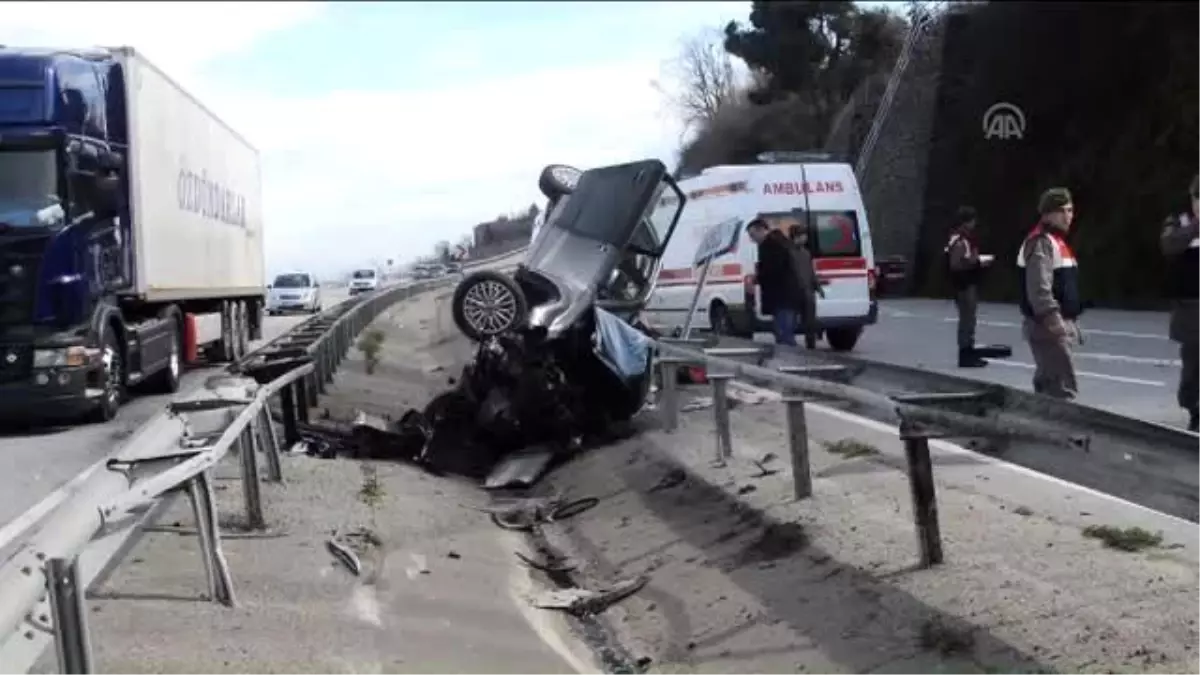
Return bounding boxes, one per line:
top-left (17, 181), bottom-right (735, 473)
top-left (0, 275), bottom-right (462, 674)
top-left (650, 337), bottom-right (1194, 571)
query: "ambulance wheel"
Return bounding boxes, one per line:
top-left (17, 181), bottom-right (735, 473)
top-left (452, 271), bottom-right (528, 342)
top-left (709, 301), bottom-right (752, 339)
top-left (538, 164), bottom-right (582, 200)
top-left (826, 327), bottom-right (862, 352)
top-left (709, 301), bottom-right (735, 336)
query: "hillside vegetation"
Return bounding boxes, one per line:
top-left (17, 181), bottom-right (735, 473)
top-left (670, 1), bottom-right (1198, 309)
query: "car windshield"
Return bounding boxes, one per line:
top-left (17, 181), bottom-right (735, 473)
top-left (273, 273), bottom-right (311, 288)
top-left (0, 150), bottom-right (64, 228)
top-left (352, 270), bottom-right (376, 279)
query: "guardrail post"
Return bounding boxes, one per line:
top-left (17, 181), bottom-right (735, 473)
top-left (279, 383), bottom-right (300, 449)
top-left (187, 472), bottom-right (235, 606)
top-left (709, 372), bottom-right (734, 466)
top-left (323, 342), bottom-right (335, 384)
top-left (46, 556), bottom-right (92, 674)
top-left (295, 379), bottom-right (311, 423)
top-left (237, 427), bottom-right (266, 530)
top-left (305, 370), bottom-right (319, 408)
top-left (782, 387), bottom-right (813, 500)
top-left (900, 422), bottom-right (944, 567)
top-left (255, 410), bottom-right (283, 482)
top-left (657, 357), bottom-right (685, 432)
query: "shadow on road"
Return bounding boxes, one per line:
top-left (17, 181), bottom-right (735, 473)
top-left (546, 435), bottom-right (1054, 674)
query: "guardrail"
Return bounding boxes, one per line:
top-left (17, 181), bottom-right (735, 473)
top-left (0, 277), bottom-right (456, 674)
top-left (651, 336), bottom-right (1196, 572)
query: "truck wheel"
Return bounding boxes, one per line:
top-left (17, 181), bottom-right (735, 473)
top-left (826, 327), bottom-right (862, 352)
top-left (90, 330), bottom-right (125, 423)
top-left (147, 307), bottom-right (183, 394)
top-left (234, 301), bottom-right (249, 359)
top-left (217, 300), bottom-right (236, 363)
top-left (452, 271), bottom-right (528, 342)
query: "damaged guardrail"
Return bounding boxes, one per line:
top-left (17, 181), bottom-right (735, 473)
top-left (0, 278), bottom-right (455, 674)
top-left (650, 337), bottom-right (1187, 571)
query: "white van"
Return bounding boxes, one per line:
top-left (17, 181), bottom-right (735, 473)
top-left (643, 156), bottom-right (878, 351)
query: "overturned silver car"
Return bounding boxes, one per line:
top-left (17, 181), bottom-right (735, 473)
top-left (405, 159), bottom-right (686, 479)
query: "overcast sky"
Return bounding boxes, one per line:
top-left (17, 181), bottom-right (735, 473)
top-left (2, 1), bottom-right (902, 279)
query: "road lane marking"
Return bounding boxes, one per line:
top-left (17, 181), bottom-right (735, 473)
top-left (883, 309), bottom-right (1169, 341)
top-left (1069, 352), bottom-right (1182, 368)
top-left (986, 359), bottom-right (1166, 386)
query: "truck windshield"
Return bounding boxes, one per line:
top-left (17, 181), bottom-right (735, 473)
top-left (0, 150), bottom-right (63, 228)
top-left (352, 270), bottom-right (375, 279)
top-left (273, 274), bottom-right (311, 288)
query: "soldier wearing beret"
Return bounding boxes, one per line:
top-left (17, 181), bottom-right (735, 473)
top-left (1015, 187), bottom-right (1080, 399)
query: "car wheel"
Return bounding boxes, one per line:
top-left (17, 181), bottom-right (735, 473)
top-left (538, 164), bottom-right (581, 200)
top-left (826, 326), bottom-right (861, 352)
top-left (451, 270), bottom-right (528, 342)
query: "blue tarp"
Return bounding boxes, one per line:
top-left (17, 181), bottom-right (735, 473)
top-left (592, 307), bottom-right (652, 380)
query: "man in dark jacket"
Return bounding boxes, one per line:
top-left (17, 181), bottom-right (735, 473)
top-left (748, 220), bottom-right (819, 347)
top-left (944, 206), bottom-right (994, 368)
top-left (1160, 175), bottom-right (1199, 431)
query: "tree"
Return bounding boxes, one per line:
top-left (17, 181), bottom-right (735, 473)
top-left (655, 27), bottom-right (745, 132)
top-left (723, 1), bottom-right (906, 121)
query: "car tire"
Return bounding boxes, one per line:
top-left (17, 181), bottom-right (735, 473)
top-left (826, 326), bottom-right (862, 352)
top-left (451, 270), bottom-right (528, 342)
top-left (538, 164), bottom-right (581, 200)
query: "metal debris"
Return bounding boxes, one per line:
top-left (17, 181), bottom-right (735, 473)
top-left (326, 539), bottom-right (362, 576)
top-left (532, 576), bottom-right (649, 615)
top-left (482, 495), bottom-right (600, 532)
top-left (680, 397), bottom-right (714, 413)
top-left (515, 550), bottom-right (576, 573)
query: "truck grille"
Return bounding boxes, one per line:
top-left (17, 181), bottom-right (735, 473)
top-left (0, 236), bottom-right (46, 327)
top-left (0, 344), bottom-right (31, 384)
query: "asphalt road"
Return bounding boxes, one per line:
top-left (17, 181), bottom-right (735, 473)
top-left (0, 289), bottom-right (351, 536)
top-left (855, 298), bottom-right (1187, 428)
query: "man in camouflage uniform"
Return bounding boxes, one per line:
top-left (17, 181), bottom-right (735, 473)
top-left (1160, 175), bottom-right (1199, 431)
top-left (1016, 188), bottom-right (1081, 400)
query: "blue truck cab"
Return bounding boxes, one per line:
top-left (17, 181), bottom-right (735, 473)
top-left (0, 47), bottom-right (260, 423)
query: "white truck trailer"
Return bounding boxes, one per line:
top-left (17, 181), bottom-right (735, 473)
top-left (0, 46), bottom-right (266, 422)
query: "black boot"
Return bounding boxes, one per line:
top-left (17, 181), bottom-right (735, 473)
top-left (958, 348), bottom-right (987, 368)
top-left (1188, 408), bottom-right (1198, 433)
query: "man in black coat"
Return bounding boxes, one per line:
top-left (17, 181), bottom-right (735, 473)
top-left (747, 219), bottom-right (820, 347)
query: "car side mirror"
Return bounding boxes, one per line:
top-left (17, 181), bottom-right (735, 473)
top-left (266, 284), bottom-right (273, 289)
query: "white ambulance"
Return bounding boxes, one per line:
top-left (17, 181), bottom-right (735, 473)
top-left (643, 153), bottom-right (879, 351)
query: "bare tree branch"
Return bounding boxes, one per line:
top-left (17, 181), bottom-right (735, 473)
top-left (657, 27), bottom-right (744, 132)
